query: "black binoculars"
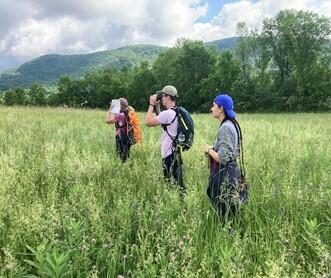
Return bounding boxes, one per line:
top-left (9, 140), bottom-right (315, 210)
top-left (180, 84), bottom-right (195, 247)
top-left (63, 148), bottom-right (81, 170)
top-left (156, 92), bottom-right (164, 102)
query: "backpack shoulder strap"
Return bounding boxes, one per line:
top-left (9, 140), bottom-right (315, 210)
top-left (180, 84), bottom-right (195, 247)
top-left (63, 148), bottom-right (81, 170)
top-left (161, 107), bottom-right (178, 130)
top-left (161, 107), bottom-right (178, 142)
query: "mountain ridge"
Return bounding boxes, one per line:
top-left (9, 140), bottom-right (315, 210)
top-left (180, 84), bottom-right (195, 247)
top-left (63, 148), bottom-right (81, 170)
top-left (0, 37), bottom-right (237, 90)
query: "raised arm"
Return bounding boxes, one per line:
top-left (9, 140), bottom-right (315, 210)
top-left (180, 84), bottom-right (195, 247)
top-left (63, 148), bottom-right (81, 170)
top-left (145, 94), bottom-right (160, 127)
top-left (105, 107), bottom-right (116, 124)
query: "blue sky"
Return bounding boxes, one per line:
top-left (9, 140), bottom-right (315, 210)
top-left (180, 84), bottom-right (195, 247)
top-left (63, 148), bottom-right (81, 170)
top-left (0, 0), bottom-right (330, 72)
top-left (198, 0), bottom-right (233, 22)
top-left (198, 0), bottom-right (260, 23)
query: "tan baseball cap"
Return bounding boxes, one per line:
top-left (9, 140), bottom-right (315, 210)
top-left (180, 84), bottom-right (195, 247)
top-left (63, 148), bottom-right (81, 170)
top-left (159, 85), bottom-right (178, 97)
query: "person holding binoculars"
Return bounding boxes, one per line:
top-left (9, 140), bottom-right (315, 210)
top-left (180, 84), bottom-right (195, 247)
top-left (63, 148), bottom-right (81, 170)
top-left (145, 85), bottom-right (185, 195)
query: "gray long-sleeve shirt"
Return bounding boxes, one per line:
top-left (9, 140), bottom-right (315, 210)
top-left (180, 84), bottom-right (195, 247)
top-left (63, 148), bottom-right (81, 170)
top-left (214, 120), bottom-right (239, 165)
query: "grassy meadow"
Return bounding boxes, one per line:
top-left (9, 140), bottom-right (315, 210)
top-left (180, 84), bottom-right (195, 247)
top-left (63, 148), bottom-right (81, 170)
top-left (0, 106), bottom-right (330, 277)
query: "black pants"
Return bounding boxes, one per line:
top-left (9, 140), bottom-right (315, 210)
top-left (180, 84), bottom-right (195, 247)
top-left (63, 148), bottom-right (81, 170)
top-left (207, 161), bottom-right (241, 219)
top-left (162, 151), bottom-right (185, 194)
top-left (116, 134), bottom-right (131, 163)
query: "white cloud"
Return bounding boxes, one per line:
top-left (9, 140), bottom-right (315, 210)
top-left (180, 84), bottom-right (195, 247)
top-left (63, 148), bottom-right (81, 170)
top-left (315, 0), bottom-right (331, 18)
top-left (188, 0), bottom-right (331, 42)
top-left (0, 0), bottom-right (330, 70)
top-left (0, 0), bottom-right (207, 62)
top-left (0, 0), bottom-right (37, 38)
top-left (4, 17), bottom-right (92, 59)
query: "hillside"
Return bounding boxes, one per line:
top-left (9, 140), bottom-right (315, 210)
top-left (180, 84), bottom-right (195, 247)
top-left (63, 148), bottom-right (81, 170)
top-left (205, 36), bottom-right (238, 50)
top-left (0, 38), bottom-right (238, 90)
top-left (0, 45), bottom-right (166, 90)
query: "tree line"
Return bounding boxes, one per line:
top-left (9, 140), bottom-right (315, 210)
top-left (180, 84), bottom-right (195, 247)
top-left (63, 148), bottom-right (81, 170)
top-left (1, 10), bottom-right (330, 112)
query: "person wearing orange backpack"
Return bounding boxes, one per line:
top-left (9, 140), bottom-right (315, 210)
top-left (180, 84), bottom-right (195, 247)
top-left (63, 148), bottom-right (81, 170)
top-left (106, 97), bottom-right (132, 163)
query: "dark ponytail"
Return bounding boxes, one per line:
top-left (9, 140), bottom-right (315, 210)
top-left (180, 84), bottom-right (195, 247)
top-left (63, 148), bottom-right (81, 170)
top-left (230, 118), bottom-right (246, 179)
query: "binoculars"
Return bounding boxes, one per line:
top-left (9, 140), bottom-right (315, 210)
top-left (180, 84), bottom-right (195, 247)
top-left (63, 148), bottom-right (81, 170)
top-left (156, 92), bottom-right (164, 102)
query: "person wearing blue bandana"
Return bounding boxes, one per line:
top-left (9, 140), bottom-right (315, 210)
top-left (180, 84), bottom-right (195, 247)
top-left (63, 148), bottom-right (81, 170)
top-left (204, 93), bottom-right (248, 220)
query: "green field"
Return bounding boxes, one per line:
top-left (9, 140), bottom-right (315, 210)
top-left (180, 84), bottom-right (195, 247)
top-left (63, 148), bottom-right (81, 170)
top-left (0, 107), bottom-right (330, 277)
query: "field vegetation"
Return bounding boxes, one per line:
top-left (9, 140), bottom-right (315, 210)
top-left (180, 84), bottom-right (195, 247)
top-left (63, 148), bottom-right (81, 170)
top-left (0, 106), bottom-right (330, 277)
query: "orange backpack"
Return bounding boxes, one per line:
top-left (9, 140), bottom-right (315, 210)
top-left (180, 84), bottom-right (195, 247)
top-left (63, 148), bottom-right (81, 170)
top-left (127, 106), bottom-right (141, 145)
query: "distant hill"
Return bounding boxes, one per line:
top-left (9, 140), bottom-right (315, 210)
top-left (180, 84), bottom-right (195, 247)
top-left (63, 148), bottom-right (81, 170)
top-left (205, 37), bottom-right (238, 50)
top-left (0, 45), bottom-right (166, 90)
top-left (0, 38), bottom-right (238, 90)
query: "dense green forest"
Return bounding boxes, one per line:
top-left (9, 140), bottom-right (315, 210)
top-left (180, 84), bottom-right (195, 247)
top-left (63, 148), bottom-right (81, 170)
top-left (1, 10), bottom-right (330, 112)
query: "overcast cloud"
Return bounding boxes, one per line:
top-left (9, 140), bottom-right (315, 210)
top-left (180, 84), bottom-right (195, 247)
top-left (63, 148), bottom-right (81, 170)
top-left (0, 0), bottom-right (330, 71)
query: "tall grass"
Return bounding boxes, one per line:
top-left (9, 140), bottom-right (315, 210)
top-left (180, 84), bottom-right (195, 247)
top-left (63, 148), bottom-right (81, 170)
top-left (0, 106), bottom-right (330, 277)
